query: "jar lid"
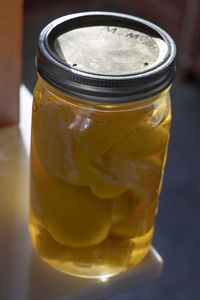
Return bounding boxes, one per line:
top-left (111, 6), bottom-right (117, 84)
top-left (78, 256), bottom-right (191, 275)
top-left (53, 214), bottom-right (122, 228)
top-left (36, 11), bottom-right (176, 102)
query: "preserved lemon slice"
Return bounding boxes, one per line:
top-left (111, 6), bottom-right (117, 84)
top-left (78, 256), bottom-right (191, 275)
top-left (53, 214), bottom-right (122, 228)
top-left (34, 101), bottom-right (85, 185)
top-left (75, 147), bottom-right (126, 199)
top-left (110, 199), bottom-right (156, 238)
top-left (93, 155), bottom-right (162, 200)
top-left (71, 106), bottom-right (151, 157)
top-left (135, 93), bottom-right (169, 131)
top-left (32, 226), bottom-right (134, 268)
top-left (111, 191), bottom-right (139, 223)
top-left (33, 159), bottom-right (111, 248)
top-left (108, 125), bottom-right (169, 159)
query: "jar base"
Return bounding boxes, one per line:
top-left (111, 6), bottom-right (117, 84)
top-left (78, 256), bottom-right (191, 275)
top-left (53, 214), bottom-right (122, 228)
top-left (30, 221), bottom-right (154, 279)
top-left (43, 260), bottom-right (127, 279)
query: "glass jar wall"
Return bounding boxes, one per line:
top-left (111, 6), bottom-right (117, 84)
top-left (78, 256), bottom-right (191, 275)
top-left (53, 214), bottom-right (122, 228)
top-left (30, 77), bottom-right (171, 278)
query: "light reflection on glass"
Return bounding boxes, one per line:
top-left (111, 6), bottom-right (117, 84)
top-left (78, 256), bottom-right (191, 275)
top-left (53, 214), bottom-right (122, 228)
top-left (100, 274), bottom-right (110, 282)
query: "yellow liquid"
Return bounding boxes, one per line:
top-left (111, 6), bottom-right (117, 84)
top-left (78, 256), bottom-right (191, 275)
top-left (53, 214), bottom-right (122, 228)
top-left (29, 80), bottom-right (171, 278)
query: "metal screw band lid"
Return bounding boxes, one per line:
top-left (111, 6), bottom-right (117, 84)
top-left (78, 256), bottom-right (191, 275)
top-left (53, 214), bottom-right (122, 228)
top-left (36, 11), bottom-right (176, 102)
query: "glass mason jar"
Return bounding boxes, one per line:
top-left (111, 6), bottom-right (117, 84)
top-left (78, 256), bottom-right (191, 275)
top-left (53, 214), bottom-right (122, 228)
top-left (30, 12), bottom-right (176, 279)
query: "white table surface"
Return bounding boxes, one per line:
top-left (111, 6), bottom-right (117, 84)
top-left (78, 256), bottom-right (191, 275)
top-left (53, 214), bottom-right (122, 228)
top-left (0, 86), bottom-right (163, 300)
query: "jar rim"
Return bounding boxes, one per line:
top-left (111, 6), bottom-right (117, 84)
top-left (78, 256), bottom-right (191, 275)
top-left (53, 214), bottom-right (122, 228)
top-left (36, 11), bottom-right (176, 103)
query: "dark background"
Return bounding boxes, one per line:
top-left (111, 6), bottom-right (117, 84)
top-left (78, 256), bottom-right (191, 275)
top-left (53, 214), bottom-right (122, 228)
top-left (23, 1), bottom-right (200, 299)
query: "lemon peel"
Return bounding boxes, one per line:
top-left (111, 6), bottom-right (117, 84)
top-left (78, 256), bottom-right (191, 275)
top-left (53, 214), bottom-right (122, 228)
top-left (34, 101), bottom-right (85, 185)
top-left (75, 147), bottom-right (126, 199)
top-left (72, 106), bottom-right (151, 157)
top-left (32, 159), bottom-right (111, 248)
